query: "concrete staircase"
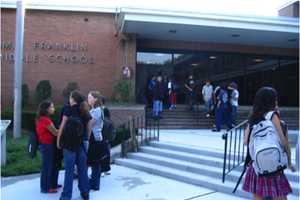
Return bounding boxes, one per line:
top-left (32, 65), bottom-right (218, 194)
top-left (115, 141), bottom-right (299, 199)
top-left (146, 105), bottom-right (299, 130)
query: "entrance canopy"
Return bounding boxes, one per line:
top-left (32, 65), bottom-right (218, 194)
top-left (119, 8), bottom-right (299, 49)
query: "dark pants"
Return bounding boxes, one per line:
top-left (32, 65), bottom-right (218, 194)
top-left (60, 147), bottom-right (89, 200)
top-left (89, 164), bottom-right (101, 190)
top-left (215, 106), bottom-right (232, 131)
top-left (231, 106), bottom-right (237, 125)
top-left (39, 144), bottom-right (54, 192)
top-left (101, 141), bottom-right (111, 173)
top-left (187, 91), bottom-right (196, 110)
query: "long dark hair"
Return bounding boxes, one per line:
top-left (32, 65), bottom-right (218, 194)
top-left (36, 100), bottom-right (52, 121)
top-left (70, 90), bottom-right (90, 119)
top-left (249, 87), bottom-right (278, 124)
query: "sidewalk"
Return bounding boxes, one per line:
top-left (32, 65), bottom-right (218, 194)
top-left (2, 164), bottom-right (248, 200)
top-left (1, 129), bottom-right (298, 200)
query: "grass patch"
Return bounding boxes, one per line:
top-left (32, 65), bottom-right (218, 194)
top-left (1, 130), bottom-right (42, 177)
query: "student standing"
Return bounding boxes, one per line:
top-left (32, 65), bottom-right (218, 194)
top-left (243, 87), bottom-right (295, 200)
top-left (229, 82), bottom-right (239, 125)
top-left (152, 75), bottom-right (164, 119)
top-left (202, 80), bottom-right (213, 117)
top-left (87, 91), bottom-right (104, 191)
top-left (185, 75), bottom-right (196, 111)
top-left (168, 77), bottom-right (177, 110)
top-left (36, 100), bottom-right (58, 193)
top-left (58, 91), bottom-right (92, 200)
top-left (212, 83), bottom-right (232, 132)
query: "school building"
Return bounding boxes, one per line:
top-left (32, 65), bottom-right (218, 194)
top-left (1, 1), bottom-right (299, 107)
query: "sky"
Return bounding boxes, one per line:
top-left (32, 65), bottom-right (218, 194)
top-left (2, 0), bottom-right (296, 16)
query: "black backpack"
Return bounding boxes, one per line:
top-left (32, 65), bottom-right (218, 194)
top-left (60, 116), bottom-right (84, 152)
top-left (102, 118), bottom-right (116, 142)
top-left (27, 131), bottom-right (39, 158)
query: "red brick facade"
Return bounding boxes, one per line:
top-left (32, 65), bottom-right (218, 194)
top-left (1, 8), bottom-right (136, 107)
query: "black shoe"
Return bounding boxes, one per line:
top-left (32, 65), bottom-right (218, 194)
top-left (212, 128), bottom-right (220, 132)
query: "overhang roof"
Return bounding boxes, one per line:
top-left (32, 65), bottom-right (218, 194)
top-left (119, 8), bottom-right (299, 49)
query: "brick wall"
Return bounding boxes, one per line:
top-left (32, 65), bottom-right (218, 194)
top-left (1, 8), bottom-right (136, 107)
top-left (109, 106), bottom-right (145, 127)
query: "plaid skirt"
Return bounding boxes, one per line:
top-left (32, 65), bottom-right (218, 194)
top-left (242, 164), bottom-right (292, 198)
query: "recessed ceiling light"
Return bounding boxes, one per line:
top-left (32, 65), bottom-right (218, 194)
top-left (209, 56), bottom-right (217, 59)
top-left (288, 38), bottom-right (297, 42)
top-left (231, 34), bottom-right (240, 38)
top-left (253, 58), bottom-right (264, 62)
top-left (191, 63), bottom-right (198, 66)
top-left (169, 29), bottom-right (177, 34)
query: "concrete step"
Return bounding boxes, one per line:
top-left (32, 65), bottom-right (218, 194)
top-left (126, 152), bottom-right (299, 195)
top-left (115, 158), bottom-right (299, 199)
top-left (139, 146), bottom-right (225, 167)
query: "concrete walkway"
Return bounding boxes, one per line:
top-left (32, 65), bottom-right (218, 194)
top-left (1, 129), bottom-right (298, 200)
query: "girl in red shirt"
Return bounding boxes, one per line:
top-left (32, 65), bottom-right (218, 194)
top-left (36, 100), bottom-right (58, 193)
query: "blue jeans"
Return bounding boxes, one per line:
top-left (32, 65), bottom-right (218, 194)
top-left (153, 100), bottom-right (162, 117)
top-left (89, 164), bottom-right (101, 190)
top-left (215, 106), bottom-right (232, 131)
top-left (188, 91), bottom-right (196, 110)
top-left (39, 144), bottom-right (54, 192)
top-left (60, 147), bottom-right (89, 200)
top-left (231, 106), bottom-right (237, 125)
top-left (204, 99), bottom-right (212, 113)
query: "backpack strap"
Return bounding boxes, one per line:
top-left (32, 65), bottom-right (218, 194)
top-left (232, 149), bottom-right (251, 193)
top-left (264, 111), bottom-right (275, 120)
top-left (232, 165), bottom-right (247, 193)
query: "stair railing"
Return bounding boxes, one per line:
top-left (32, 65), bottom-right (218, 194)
top-left (121, 106), bottom-right (160, 157)
top-left (222, 120), bottom-right (248, 182)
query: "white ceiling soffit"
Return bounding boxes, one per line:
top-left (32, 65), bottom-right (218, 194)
top-left (120, 8), bottom-right (300, 49)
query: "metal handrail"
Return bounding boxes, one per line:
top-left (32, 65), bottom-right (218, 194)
top-left (121, 106), bottom-right (160, 157)
top-left (222, 120), bottom-right (248, 182)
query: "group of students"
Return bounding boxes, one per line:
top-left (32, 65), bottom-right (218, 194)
top-left (147, 75), bottom-right (178, 118)
top-left (35, 90), bottom-right (114, 200)
top-left (201, 80), bottom-right (239, 132)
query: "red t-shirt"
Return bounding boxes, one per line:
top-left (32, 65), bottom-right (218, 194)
top-left (36, 116), bottom-right (54, 144)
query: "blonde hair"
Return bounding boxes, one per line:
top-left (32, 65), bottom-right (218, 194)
top-left (89, 91), bottom-right (102, 108)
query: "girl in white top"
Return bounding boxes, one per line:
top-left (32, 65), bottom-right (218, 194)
top-left (87, 91), bottom-right (104, 191)
top-left (88, 91), bottom-right (103, 141)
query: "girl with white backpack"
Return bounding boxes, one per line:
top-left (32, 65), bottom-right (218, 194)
top-left (243, 87), bottom-right (295, 200)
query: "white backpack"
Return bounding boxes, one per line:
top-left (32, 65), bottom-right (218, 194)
top-left (249, 111), bottom-right (288, 176)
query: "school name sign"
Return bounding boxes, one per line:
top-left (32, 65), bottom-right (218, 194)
top-left (1, 41), bottom-right (95, 65)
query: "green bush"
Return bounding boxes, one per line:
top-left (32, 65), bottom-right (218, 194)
top-left (1, 106), bottom-right (62, 131)
top-left (62, 82), bottom-right (79, 102)
top-left (113, 79), bottom-right (134, 103)
top-left (35, 80), bottom-right (52, 104)
top-left (1, 131), bottom-right (42, 177)
top-left (22, 84), bottom-right (30, 107)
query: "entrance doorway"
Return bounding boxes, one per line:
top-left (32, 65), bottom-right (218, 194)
top-left (136, 51), bottom-right (299, 107)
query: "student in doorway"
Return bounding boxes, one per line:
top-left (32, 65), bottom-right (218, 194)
top-left (168, 77), bottom-right (177, 110)
top-left (185, 75), bottom-right (196, 111)
top-left (152, 75), bottom-right (164, 119)
top-left (36, 100), bottom-right (59, 193)
top-left (243, 87), bottom-right (295, 200)
top-left (228, 82), bottom-right (239, 126)
top-left (202, 80), bottom-right (213, 117)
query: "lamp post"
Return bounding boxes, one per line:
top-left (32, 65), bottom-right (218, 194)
top-left (13, 0), bottom-right (25, 139)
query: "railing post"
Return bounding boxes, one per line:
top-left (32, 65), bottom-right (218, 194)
top-left (157, 118), bottom-right (160, 141)
top-left (222, 132), bottom-right (228, 183)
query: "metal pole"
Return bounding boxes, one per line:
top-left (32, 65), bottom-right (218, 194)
top-left (13, 0), bottom-right (25, 139)
top-left (222, 132), bottom-right (228, 183)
